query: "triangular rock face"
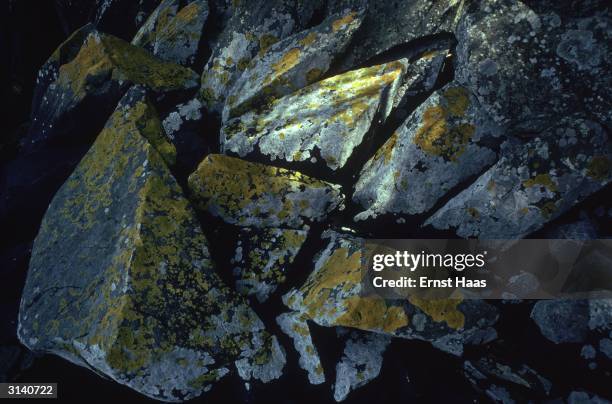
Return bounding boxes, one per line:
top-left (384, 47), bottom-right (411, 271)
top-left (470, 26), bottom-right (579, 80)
top-left (132, 0), bottom-right (209, 66)
top-left (221, 60), bottom-right (408, 171)
top-left (18, 89), bottom-right (281, 401)
top-left (223, 8), bottom-right (364, 121)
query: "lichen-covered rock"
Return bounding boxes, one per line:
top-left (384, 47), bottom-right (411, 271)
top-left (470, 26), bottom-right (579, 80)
top-left (283, 230), bottom-right (498, 356)
top-left (232, 227), bottom-right (308, 302)
top-left (222, 60), bottom-right (409, 171)
top-left (455, 0), bottom-right (611, 132)
top-left (198, 1), bottom-right (300, 114)
top-left (132, 0), bottom-right (209, 66)
top-left (333, 330), bottom-right (391, 402)
top-left (18, 90), bottom-right (280, 401)
top-left (223, 8), bottom-right (363, 121)
top-left (531, 300), bottom-right (612, 344)
top-left (234, 333), bottom-right (286, 384)
top-left (338, 0), bottom-right (466, 69)
top-left (188, 154), bottom-right (344, 228)
top-left (425, 117), bottom-right (612, 239)
top-left (276, 312), bottom-right (325, 385)
top-left (353, 83), bottom-right (502, 221)
top-left (26, 28), bottom-right (199, 151)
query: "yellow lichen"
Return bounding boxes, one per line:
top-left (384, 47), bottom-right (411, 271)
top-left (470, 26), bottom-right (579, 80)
top-left (523, 173), bottom-right (558, 193)
top-left (408, 296), bottom-right (465, 330)
top-left (332, 12), bottom-right (357, 32)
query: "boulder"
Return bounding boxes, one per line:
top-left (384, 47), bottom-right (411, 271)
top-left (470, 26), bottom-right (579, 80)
top-left (353, 83), bottom-right (502, 221)
top-left (426, 117), bottom-right (612, 239)
top-left (222, 60), bottom-right (409, 171)
top-left (283, 230), bottom-right (498, 356)
top-left (188, 154), bottom-right (344, 229)
top-left (223, 8), bottom-right (363, 121)
top-left (18, 89), bottom-right (282, 401)
top-left (132, 0), bottom-right (209, 66)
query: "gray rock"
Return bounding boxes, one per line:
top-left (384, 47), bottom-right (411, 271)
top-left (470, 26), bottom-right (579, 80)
top-left (353, 83), bottom-right (501, 220)
top-left (188, 154), bottom-right (345, 229)
top-left (568, 391), bottom-right (612, 404)
top-left (426, 117), bottom-right (612, 239)
top-left (531, 300), bottom-right (589, 343)
top-left (283, 230), bottom-right (498, 356)
top-left (18, 89), bottom-right (279, 401)
top-left (132, 0), bottom-right (209, 66)
top-left (276, 312), bottom-right (325, 385)
top-left (333, 331), bottom-right (391, 402)
top-left (599, 338), bottom-right (612, 359)
top-left (455, 0), bottom-right (611, 132)
top-left (232, 227), bottom-right (308, 302)
top-left (224, 8), bottom-right (364, 121)
top-left (222, 59), bottom-right (409, 171)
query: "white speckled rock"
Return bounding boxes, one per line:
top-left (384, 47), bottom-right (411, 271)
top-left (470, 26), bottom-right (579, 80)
top-left (222, 60), bottom-right (409, 171)
top-left (223, 8), bottom-right (363, 121)
top-left (353, 82), bottom-right (502, 221)
top-left (425, 116), bottom-right (612, 239)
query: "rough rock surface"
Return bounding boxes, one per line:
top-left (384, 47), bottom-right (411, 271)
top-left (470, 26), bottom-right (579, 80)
top-left (188, 154), bottom-right (344, 228)
top-left (232, 227), bottom-right (308, 302)
top-left (354, 83), bottom-right (502, 220)
top-left (198, 0), bottom-right (301, 114)
top-left (333, 330), bottom-right (391, 402)
top-left (223, 9), bottom-right (363, 121)
top-left (426, 117), bottom-right (612, 238)
top-left (283, 230), bottom-right (498, 356)
top-left (276, 312), bottom-right (325, 385)
top-left (222, 60), bottom-right (408, 171)
top-left (455, 0), bottom-right (611, 132)
top-left (18, 89), bottom-right (281, 401)
top-left (132, 0), bottom-right (209, 66)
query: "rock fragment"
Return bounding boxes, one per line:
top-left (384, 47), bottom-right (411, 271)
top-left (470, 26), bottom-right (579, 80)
top-left (232, 227), bottom-right (308, 302)
top-left (188, 154), bottom-right (344, 229)
top-left (222, 60), bottom-right (409, 171)
top-left (132, 0), bottom-right (209, 66)
top-left (353, 83), bottom-right (501, 221)
top-left (426, 117), bottom-right (612, 239)
top-left (18, 90), bottom-right (279, 401)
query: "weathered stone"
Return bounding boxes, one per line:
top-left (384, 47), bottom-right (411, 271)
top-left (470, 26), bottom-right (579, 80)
top-left (132, 0), bottom-right (209, 66)
top-left (223, 8), bottom-right (363, 121)
top-left (338, 0), bottom-right (466, 69)
top-left (426, 117), bottom-right (612, 239)
top-left (232, 227), bottom-right (308, 302)
top-left (18, 90), bottom-right (279, 401)
top-left (354, 83), bottom-right (501, 221)
top-left (455, 0), bottom-right (611, 132)
top-left (198, 1), bottom-right (300, 114)
top-left (568, 391), bottom-right (611, 404)
top-left (333, 330), bottom-right (391, 402)
top-left (283, 230), bottom-right (498, 356)
top-left (234, 333), bottom-right (286, 383)
top-left (222, 60), bottom-right (409, 171)
top-left (276, 312), bottom-right (325, 385)
top-left (26, 28), bottom-right (199, 152)
top-left (188, 154), bottom-right (344, 229)
top-left (531, 300), bottom-right (591, 344)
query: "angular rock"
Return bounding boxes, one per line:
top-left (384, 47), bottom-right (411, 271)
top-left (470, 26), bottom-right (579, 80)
top-left (426, 117), bottom-right (612, 239)
top-left (333, 330), bottom-right (391, 402)
top-left (455, 0), bottom-right (611, 132)
top-left (188, 154), bottom-right (344, 229)
top-left (283, 230), bottom-right (498, 356)
top-left (232, 227), bottom-right (308, 302)
top-left (198, 1), bottom-right (300, 114)
top-left (276, 312), bottom-right (325, 385)
top-left (18, 90), bottom-right (279, 401)
top-left (531, 300), bottom-right (596, 344)
top-left (222, 60), bottom-right (409, 171)
top-left (338, 0), bottom-right (466, 69)
top-left (132, 0), bottom-right (209, 66)
top-left (234, 333), bottom-right (286, 383)
top-left (223, 8), bottom-right (363, 121)
top-left (353, 83), bottom-right (501, 221)
top-left (26, 28), bottom-right (199, 152)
